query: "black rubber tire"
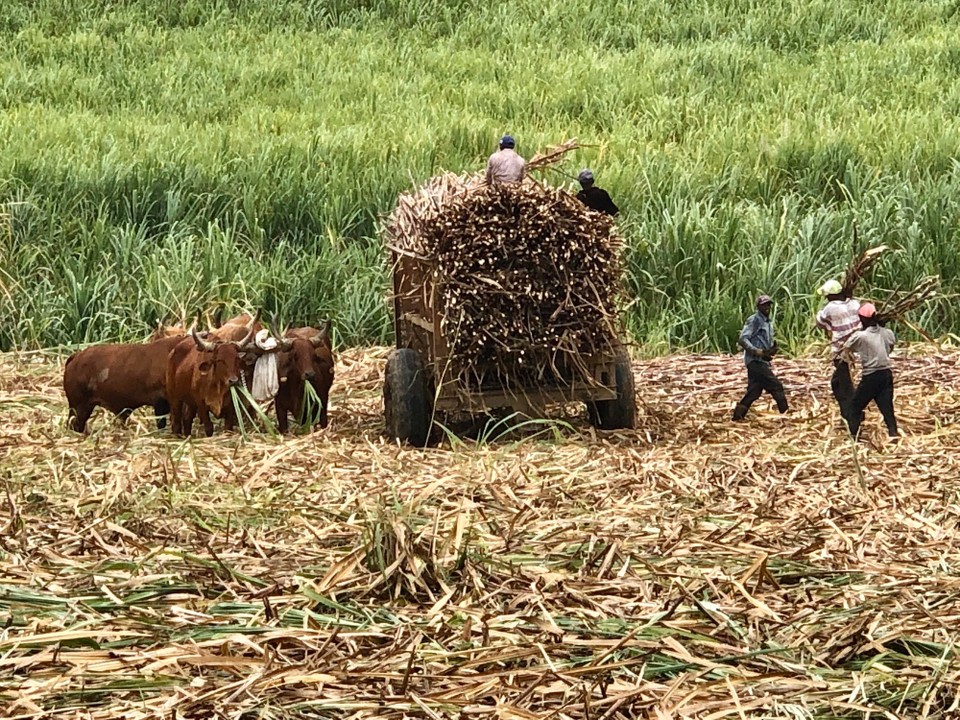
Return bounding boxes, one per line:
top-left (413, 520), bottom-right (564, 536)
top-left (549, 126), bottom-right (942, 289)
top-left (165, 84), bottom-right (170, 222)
top-left (383, 348), bottom-right (432, 446)
top-left (588, 347), bottom-right (636, 430)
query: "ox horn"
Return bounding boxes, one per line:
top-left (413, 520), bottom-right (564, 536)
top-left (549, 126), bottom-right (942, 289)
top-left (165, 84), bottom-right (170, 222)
top-left (310, 319), bottom-right (333, 348)
top-left (269, 314), bottom-right (294, 351)
top-left (192, 324), bottom-right (215, 351)
top-left (213, 304), bottom-right (225, 328)
top-left (236, 309), bottom-right (261, 348)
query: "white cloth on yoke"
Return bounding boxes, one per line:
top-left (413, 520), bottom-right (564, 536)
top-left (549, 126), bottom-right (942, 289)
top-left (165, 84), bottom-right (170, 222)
top-left (252, 329), bottom-right (279, 403)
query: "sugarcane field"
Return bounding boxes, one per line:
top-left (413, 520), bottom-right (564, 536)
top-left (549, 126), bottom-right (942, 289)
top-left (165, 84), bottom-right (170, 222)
top-left (5, 1), bottom-right (960, 719)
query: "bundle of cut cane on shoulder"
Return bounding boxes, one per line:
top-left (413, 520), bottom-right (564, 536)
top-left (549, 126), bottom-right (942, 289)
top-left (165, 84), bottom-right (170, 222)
top-left (385, 141), bottom-right (625, 388)
top-left (875, 275), bottom-right (939, 325)
top-left (841, 243), bottom-right (890, 296)
top-left (839, 242), bottom-right (939, 327)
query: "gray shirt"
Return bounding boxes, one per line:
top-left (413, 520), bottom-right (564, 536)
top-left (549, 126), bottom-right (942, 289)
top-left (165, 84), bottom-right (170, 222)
top-left (844, 326), bottom-right (895, 375)
top-left (739, 311), bottom-right (774, 366)
top-left (485, 148), bottom-right (526, 184)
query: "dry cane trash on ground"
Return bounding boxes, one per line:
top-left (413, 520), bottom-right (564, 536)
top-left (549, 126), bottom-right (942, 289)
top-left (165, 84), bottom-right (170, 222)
top-left (0, 345), bottom-right (959, 719)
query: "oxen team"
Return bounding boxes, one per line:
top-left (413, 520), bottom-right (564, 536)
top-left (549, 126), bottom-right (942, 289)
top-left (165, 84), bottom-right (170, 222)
top-left (62, 310), bottom-right (335, 436)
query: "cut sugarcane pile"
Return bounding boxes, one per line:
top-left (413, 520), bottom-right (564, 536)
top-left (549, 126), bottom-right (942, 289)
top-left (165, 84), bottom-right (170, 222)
top-left (386, 176), bottom-right (624, 383)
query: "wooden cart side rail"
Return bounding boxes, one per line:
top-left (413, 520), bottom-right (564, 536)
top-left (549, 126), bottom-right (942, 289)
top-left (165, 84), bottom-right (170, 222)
top-left (432, 354), bottom-right (620, 410)
top-left (391, 250), bottom-right (404, 349)
top-left (392, 250), bottom-right (441, 359)
top-left (435, 384), bottom-right (618, 413)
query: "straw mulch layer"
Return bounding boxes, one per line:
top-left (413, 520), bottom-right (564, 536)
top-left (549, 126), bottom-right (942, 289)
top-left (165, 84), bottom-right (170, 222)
top-left (1, 346), bottom-right (959, 719)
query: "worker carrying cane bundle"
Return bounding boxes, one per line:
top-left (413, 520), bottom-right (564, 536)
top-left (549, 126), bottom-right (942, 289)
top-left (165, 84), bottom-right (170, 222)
top-left (842, 303), bottom-right (899, 440)
top-left (815, 278), bottom-right (861, 418)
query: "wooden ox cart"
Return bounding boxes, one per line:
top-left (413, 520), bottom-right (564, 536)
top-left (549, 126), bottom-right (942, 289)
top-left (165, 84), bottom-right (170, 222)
top-left (383, 249), bottom-right (636, 446)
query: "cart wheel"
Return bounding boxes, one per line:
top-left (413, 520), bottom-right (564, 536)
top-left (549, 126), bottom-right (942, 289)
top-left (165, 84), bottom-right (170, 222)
top-left (588, 347), bottom-right (636, 430)
top-left (383, 348), bottom-right (432, 446)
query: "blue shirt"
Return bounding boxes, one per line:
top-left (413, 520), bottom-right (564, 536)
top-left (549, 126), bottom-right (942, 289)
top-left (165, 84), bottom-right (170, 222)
top-left (739, 311), bottom-right (774, 366)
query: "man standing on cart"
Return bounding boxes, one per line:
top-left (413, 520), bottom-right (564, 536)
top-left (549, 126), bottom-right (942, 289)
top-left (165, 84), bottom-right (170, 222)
top-left (576, 169), bottom-right (619, 216)
top-left (486, 135), bottom-right (526, 185)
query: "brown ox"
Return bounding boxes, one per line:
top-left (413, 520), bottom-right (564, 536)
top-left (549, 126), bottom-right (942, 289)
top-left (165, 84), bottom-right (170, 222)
top-left (209, 312), bottom-right (263, 341)
top-left (63, 334), bottom-right (187, 433)
top-left (273, 322), bottom-right (335, 433)
top-left (166, 321), bottom-right (257, 437)
top-left (150, 305), bottom-right (232, 342)
top-left (148, 321), bottom-right (188, 342)
top-left (207, 312), bottom-right (266, 430)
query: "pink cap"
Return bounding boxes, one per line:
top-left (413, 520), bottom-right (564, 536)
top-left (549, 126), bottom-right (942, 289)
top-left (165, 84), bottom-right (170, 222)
top-left (858, 302), bottom-right (876, 319)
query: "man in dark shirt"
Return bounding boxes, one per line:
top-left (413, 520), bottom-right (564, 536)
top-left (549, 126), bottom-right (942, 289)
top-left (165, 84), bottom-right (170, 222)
top-left (576, 169), bottom-right (619, 216)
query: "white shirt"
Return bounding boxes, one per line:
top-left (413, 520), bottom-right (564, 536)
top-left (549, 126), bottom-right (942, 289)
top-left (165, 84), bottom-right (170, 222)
top-left (816, 299), bottom-right (861, 358)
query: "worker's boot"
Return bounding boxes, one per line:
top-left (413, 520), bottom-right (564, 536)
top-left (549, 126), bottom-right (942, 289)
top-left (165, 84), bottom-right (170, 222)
top-left (843, 412), bottom-right (861, 440)
top-left (773, 393), bottom-right (788, 414)
top-left (732, 403), bottom-right (749, 421)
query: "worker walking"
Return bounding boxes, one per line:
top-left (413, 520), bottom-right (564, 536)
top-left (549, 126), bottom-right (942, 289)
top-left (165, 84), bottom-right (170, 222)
top-left (576, 169), bottom-right (619, 216)
top-left (486, 135), bottom-right (525, 185)
top-left (842, 303), bottom-right (899, 440)
top-left (733, 294), bottom-right (788, 421)
top-left (815, 279), bottom-right (861, 417)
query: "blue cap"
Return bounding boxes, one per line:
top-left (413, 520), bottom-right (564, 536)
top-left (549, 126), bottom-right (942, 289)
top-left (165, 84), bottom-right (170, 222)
top-left (499, 135), bottom-right (515, 149)
top-left (577, 169), bottom-right (594, 185)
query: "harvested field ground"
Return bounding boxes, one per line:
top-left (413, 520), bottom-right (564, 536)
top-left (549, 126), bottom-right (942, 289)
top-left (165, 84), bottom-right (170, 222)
top-left (1, 346), bottom-right (959, 719)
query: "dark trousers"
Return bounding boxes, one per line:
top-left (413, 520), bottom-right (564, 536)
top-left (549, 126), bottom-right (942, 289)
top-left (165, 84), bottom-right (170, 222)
top-left (734, 361), bottom-right (787, 419)
top-left (831, 358), bottom-right (854, 415)
top-left (845, 369), bottom-right (898, 438)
